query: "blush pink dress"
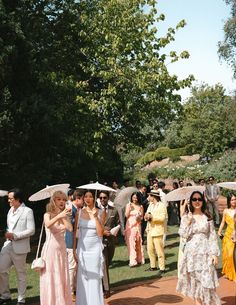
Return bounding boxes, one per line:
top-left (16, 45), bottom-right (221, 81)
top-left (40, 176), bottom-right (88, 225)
top-left (125, 205), bottom-right (145, 266)
top-left (40, 221), bottom-right (72, 305)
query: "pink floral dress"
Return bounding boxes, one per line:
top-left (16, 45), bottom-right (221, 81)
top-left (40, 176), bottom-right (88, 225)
top-left (125, 204), bottom-right (145, 267)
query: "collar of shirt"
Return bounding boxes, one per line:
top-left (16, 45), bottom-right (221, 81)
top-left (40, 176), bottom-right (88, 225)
top-left (8, 203), bottom-right (24, 231)
top-left (10, 203), bottom-right (24, 215)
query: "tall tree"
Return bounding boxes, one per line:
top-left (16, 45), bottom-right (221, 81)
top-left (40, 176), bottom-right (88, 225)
top-left (163, 84), bottom-right (236, 157)
top-left (0, 0), bottom-right (193, 193)
top-left (218, 0), bottom-right (236, 78)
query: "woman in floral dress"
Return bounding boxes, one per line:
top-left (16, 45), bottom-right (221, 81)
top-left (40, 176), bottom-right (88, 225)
top-left (124, 192), bottom-right (145, 267)
top-left (176, 191), bottom-right (221, 305)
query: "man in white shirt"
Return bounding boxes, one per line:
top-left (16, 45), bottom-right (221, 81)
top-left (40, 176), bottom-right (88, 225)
top-left (0, 188), bottom-right (35, 305)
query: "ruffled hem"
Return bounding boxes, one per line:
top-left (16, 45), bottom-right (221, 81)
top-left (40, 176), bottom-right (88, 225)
top-left (177, 271), bottom-right (221, 305)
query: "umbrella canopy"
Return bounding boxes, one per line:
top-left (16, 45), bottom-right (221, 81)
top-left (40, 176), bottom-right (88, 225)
top-left (28, 184), bottom-right (70, 201)
top-left (217, 182), bottom-right (236, 191)
top-left (0, 190), bottom-right (8, 197)
top-left (165, 185), bottom-right (205, 202)
top-left (77, 181), bottom-right (116, 193)
top-left (114, 186), bottom-right (138, 208)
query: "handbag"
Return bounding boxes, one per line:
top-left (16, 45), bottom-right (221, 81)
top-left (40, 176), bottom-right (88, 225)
top-left (31, 221), bottom-right (46, 271)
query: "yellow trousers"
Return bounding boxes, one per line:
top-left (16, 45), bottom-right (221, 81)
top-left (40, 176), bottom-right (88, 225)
top-left (147, 233), bottom-right (165, 270)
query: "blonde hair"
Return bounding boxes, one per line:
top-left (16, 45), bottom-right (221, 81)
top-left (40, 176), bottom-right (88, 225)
top-left (46, 190), bottom-right (67, 213)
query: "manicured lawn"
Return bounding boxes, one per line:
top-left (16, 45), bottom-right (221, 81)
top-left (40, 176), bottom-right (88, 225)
top-left (5, 225), bottom-right (222, 304)
top-left (110, 225), bottom-right (180, 287)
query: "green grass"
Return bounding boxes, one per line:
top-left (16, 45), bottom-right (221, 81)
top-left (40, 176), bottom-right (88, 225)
top-left (5, 225), bottom-right (222, 304)
top-left (110, 225), bottom-right (179, 287)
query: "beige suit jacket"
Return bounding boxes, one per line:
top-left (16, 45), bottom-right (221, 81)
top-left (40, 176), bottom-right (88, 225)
top-left (146, 201), bottom-right (167, 237)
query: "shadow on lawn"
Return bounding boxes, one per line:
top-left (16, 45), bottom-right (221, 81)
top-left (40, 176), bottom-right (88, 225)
top-left (110, 273), bottom-right (162, 288)
top-left (165, 241), bottom-right (179, 249)
top-left (111, 252), bottom-right (175, 269)
top-left (8, 287), bottom-right (37, 305)
top-left (166, 261), bottom-right (178, 273)
top-left (166, 232), bottom-right (179, 239)
top-left (107, 294), bottom-right (183, 305)
top-left (110, 259), bottom-right (130, 268)
top-left (10, 286), bottom-right (33, 294)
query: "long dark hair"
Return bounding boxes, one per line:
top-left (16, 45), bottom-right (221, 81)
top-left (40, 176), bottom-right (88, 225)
top-left (130, 192), bottom-right (142, 205)
top-left (189, 191), bottom-right (212, 220)
top-left (227, 192), bottom-right (236, 208)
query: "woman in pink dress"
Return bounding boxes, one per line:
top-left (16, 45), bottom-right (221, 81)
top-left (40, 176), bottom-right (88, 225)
top-left (125, 192), bottom-right (145, 267)
top-left (40, 191), bottom-right (73, 305)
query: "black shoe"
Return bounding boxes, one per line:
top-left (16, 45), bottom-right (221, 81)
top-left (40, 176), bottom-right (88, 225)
top-left (157, 269), bottom-right (165, 277)
top-left (103, 291), bottom-right (110, 299)
top-left (0, 299), bottom-right (11, 305)
top-left (145, 267), bottom-right (157, 271)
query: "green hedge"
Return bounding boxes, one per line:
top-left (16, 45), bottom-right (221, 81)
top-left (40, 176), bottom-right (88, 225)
top-left (135, 144), bottom-right (195, 167)
top-left (133, 149), bottom-right (236, 185)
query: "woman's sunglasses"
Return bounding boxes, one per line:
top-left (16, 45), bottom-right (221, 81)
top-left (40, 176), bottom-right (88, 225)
top-left (192, 197), bottom-right (203, 202)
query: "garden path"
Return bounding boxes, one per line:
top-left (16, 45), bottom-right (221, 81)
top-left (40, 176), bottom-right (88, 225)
top-left (105, 275), bottom-right (235, 305)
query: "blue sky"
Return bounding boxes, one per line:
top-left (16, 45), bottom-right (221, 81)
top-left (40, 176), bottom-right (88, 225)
top-left (156, 0), bottom-right (236, 100)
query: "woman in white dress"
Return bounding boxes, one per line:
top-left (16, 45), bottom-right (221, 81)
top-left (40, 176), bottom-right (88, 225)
top-left (73, 190), bottom-right (105, 305)
top-left (176, 191), bottom-right (221, 305)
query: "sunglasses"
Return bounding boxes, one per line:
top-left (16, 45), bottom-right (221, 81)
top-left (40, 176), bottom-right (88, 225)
top-left (192, 198), bottom-right (203, 202)
top-left (99, 196), bottom-right (108, 200)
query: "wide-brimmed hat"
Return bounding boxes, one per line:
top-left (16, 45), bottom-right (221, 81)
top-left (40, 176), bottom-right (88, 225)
top-left (148, 190), bottom-right (161, 197)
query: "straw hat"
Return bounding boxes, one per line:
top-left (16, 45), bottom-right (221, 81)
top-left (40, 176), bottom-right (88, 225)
top-left (148, 190), bottom-right (161, 197)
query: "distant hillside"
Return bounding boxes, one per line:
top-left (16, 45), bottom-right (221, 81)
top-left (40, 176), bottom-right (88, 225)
top-left (143, 154), bottom-right (200, 170)
top-left (135, 145), bottom-right (195, 167)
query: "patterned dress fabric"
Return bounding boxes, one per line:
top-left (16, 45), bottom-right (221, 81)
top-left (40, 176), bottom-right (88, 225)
top-left (76, 217), bottom-right (104, 305)
top-left (125, 206), bottom-right (145, 267)
top-left (222, 213), bottom-right (236, 281)
top-left (176, 214), bottom-right (221, 305)
top-left (40, 222), bottom-right (72, 305)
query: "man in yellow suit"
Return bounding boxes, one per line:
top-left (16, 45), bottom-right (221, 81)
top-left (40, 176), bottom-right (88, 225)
top-left (144, 189), bottom-right (168, 276)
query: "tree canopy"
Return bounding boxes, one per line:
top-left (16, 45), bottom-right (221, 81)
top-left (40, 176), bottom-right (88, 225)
top-left (218, 0), bottom-right (236, 78)
top-left (163, 84), bottom-right (236, 157)
top-left (0, 0), bottom-right (193, 194)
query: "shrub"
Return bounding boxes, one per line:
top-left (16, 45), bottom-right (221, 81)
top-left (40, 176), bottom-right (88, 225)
top-left (136, 145), bottom-right (197, 167)
top-left (204, 150), bottom-right (236, 181)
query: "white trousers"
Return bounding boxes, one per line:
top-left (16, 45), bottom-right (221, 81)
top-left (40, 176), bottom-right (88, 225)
top-left (0, 243), bottom-right (27, 302)
top-left (67, 248), bottom-right (77, 294)
top-left (208, 201), bottom-right (220, 225)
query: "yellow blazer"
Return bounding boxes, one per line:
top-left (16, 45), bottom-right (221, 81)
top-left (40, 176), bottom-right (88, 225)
top-left (146, 201), bottom-right (167, 237)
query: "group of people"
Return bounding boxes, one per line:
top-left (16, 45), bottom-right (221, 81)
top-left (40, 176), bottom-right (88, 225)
top-left (124, 188), bottom-right (167, 275)
top-left (0, 177), bottom-right (235, 305)
top-left (40, 189), bottom-right (120, 305)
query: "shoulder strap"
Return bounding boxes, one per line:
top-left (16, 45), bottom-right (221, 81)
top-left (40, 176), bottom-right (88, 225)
top-left (35, 221), bottom-right (44, 259)
top-left (78, 207), bottom-right (82, 219)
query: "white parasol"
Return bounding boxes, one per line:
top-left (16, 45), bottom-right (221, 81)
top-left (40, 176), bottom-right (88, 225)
top-left (77, 181), bottom-right (117, 204)
top-left (217, 182), bottom-right (236, 191)
top-left (0, 190), bottom-right (8, 197)
top-left (165, 185), bottom-right (205, 202)
top-left (114, 186), bottom-right (138, 208)
top-left (76, 181), bottom-right (116, 193)
top-left (28, 184), bottom-right (70, 201)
